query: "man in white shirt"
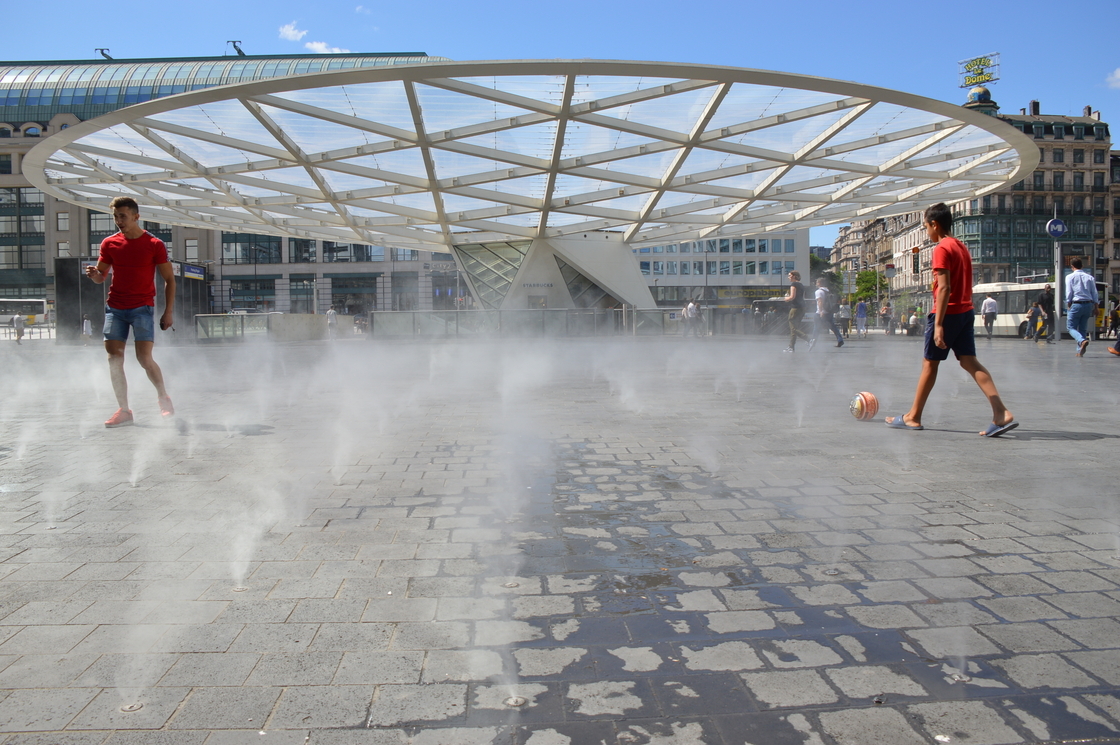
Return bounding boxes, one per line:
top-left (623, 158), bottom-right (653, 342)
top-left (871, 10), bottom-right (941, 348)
top-left (980, 294), bottom-right (998, 339)
top-left (1065, 257), bottom-right (1099, 357)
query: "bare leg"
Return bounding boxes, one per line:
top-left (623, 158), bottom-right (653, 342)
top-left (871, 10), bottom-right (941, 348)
top-left (134, 341), bottom-right (168, 398)
top-left (958, 355), bottom-right (1013, 433)
top-left (892, 357), bottom-right (940, 428)
top-left (106, 340), bottom-right (129, 409)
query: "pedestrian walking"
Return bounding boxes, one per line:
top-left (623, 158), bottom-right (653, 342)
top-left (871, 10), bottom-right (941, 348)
top-left (1025, 302), bottom-right (1046, 341)
top-left (81, 314), bottom-right (93, 346)
top-left (84, 196), bottom-right (175, 427)
top-left (12, 313), bottom-right (24, 345)
top-left (879, 302), bottom-right (893, 335)
top-left (813, 278), bottom-right (844, 347)
top-left (855, 299), bottom-right (868, 338)
top-left (1037, 284), bottom-right (1056, 343)
top-left (1064, 257), bottom-right (1098, 357)
top-left (836, 301), bottom-right (851, 337)
top-left (980, 293), bottom-right (998, 338)
top-left (884, 203), bottom-right (1015, 437)
top-left (782, 270), bottom-right (811, 352)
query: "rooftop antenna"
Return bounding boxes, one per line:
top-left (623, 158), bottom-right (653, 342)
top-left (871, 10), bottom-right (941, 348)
top-left (95, 48), bottom-right (113, 60)
top-left (228, 41), bottom-right (246, 57)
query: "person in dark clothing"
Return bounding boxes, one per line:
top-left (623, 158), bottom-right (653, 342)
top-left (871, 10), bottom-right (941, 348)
top-left (1037, 284), bottom-right (1055, 343)
top-left (782, 270), bottom-right (811, 352)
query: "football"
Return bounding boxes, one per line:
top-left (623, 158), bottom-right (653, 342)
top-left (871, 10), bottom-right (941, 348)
top-left (849, 391), bottom-right (879, 421)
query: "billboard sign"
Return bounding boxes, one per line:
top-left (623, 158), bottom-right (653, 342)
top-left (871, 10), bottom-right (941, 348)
top-left (959, 53), bottom-right (1000, 88)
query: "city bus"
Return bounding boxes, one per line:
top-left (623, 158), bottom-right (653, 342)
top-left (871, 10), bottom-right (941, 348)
top-left (972, 281), bottom-right (1109, 339)
top-left (0, 298), bottom-right (49, 326)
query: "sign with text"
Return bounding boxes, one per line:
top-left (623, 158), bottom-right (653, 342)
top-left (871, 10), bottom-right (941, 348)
top-left (959, 53), bottom-right (1000, 88)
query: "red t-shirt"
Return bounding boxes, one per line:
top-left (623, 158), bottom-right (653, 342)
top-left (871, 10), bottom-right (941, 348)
top-left (931, 236), bottom-right (973, 315)
top-left (98, 231), bottom-right (169, 310)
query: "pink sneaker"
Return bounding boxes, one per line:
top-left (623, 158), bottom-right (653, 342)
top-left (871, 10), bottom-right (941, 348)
top-left (158, 395), bottom-right (175, 418)
top-left (105, 409), bottom-right (134, 428)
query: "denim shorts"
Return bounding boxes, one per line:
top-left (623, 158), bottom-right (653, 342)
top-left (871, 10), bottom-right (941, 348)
top-left (104, 305), bottom-right (155, 343)
top-left (924, 310), bottom-right (976, 361)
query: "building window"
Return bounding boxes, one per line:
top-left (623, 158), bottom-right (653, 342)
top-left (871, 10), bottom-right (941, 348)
top-left (732, 239), bottom-right (742, 253)
top-left (57, 241), bottom-right (70, 257)
top-left (56, 212), bottom-right (69, 231)
top-left (391, 248), bottom-right (417, 261)
top-left (1093, 173), bottom-right (1105, 189)
top-left (1054, 197), bottom-right (1065, 215)
top-left (1073, 125), bottom-right (1085, 140)
top-left (666, 261), bottom-right (677, 275)
top-left (90, 211), bottom-right (115, 233)
top-left (744, 239), bottom-right (755, 253)
top-left (1093, 149), bottom-right (1105, 164)
top-left (1053, 172), bottom-right (1064, 190)
top-left (718, 239), bottom-right (729, 253)
top-left (221, 233), bottom-right (281, 265)
top-left (785, 239), bottom-right (795, 253)
top-left (1053, 149), bottom-right (1064, 163)
top-left (679, 261), bottom-right (689, 275)
top-left (652, 261), bottom-right (663, 275)
top-left (1032, 196), bottom-right (1045, 212)
top-left (1032, 123), bottom-right (1045, 139)
top-left (185, 239), bottom-right (198, 262)
top-left (1073, 149), bottom-right (1084, 164)
top-left (719, 261), bottom-right (730, 275)
top-left (1053, 124), bottom-right (1065, 140)
top-left (1073, 173), bottom-right (1084, 190)
top-left (0, 154), bottom-right (10, 175)
top-left (640, 261), bottom-right (650, 275)
top-left (289, 238), bottom-right (316, 263)
top-left (758, 239), bottom-right (768, 253)
top-left (1033, 171), bottom-right (1044, 190)
top-left (679, 242), bottom-right (691, 254)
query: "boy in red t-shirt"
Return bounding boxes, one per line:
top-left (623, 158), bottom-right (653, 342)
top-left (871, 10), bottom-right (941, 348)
top-left (85, 196), bottom-right (176, 427)
top-left (885, 203), bottom-right (1016, 437)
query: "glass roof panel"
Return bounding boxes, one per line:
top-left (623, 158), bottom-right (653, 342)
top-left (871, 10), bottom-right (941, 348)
top-left (589, 86), bottom-right (716, 135)
top-left (595, 148), bottom-right (681, 179)
top-left (343, 149), bottom-right (429, 180)
top-left (570, 76), bottom-right (690, 107)
top-left (270, 82), bottom-right (416, 134)
top-left (258, 103), bottom-right (385, 154)
top-left (429, 148), bottom-right (515, 180)
top-left (148, 100), bottom-right (286, 146)
top-left (674, 148), bottom-right (763, 177)
top-left (552, 174), bottom-right (629, 199)
top-left (726, 107), bottom-right (851, 154)
top-left (452, 75), bottom-right (569, 109)
top-left (414, 82), bottom-right (539, 133)
top-left (451, 120), bottom-right (559, 161)
top-left (705, 84), bottom-right (849, 132)
top-left (560, 121), bottom-right (661, 160)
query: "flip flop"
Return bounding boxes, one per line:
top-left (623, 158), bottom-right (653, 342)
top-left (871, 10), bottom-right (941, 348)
top-left (885, 416), bottom-right (923, 430)
top-left (981, 421), bottom-right (1018, 438)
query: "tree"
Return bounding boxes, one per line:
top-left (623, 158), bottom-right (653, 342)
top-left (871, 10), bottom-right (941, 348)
top-left (809, 253), bottom-right (840, 291)
top-left (854, 270), bottom-right (887, 301)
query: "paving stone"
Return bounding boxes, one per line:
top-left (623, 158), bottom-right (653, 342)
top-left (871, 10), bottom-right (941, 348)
top-left (740, 669), bottom-right (839, 708)
top-left (991, 653), bottom-right (1099, 689)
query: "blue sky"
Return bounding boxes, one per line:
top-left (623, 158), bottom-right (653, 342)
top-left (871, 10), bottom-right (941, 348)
top-left (7, 0), bottom-right (1118, 250)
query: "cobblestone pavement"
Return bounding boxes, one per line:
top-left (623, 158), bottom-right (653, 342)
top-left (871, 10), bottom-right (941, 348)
top-left (1, 333), bottom-right (1119, 744)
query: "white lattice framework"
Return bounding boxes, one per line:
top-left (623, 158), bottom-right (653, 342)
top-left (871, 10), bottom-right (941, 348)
top-left (24, 60), bottom-right (1038, 250)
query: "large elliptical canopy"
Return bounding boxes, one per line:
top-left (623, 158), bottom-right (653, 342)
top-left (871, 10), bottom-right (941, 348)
top-left (25, 60), bottom-right (1038, 249)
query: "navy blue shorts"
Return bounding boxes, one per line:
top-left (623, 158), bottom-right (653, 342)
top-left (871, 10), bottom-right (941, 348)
top-left (104, 305), bottom-right (155, 343)
top-left (924, 310), bottom-right (976, 361)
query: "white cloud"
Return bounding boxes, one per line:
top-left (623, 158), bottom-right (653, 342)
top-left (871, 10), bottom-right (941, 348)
top-left (305, 41), bottom-right (351, 54)
top-left (279, 22), bottom-right (307, 41)
top-left (355, 4), bottom-right (372, 13)
top-left (1107, 68), bottom-right (1120, 89)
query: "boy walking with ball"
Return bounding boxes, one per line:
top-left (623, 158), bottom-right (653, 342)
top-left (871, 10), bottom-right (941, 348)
top-left (884, 203), bottom-right (1016, 437)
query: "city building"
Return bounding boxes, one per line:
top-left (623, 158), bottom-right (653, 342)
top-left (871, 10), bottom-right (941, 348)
top-left (0, 52), bottom-right (457, 312)
top-left (636, 228), bottom-right (808, 310)
top-left (832, 90), bottom-right (1115, 306)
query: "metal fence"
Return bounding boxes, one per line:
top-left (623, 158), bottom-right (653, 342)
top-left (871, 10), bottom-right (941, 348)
top-left (196, 314), bottom-right (270, 340)
top-left (361, 308), bottom-right (764, 338)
